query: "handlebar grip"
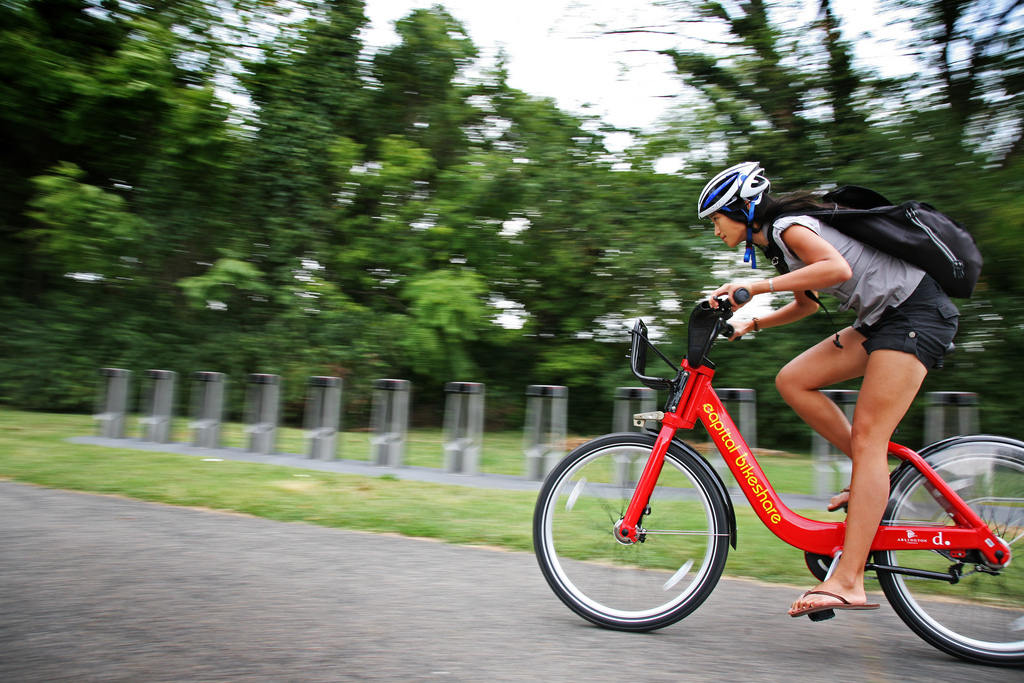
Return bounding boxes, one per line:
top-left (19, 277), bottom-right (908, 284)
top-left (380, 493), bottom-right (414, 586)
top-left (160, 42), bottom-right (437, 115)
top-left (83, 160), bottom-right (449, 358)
top-left (734, 287), bottom-right (751, 304)
top-left (720, 323), bottom-right (735, 339)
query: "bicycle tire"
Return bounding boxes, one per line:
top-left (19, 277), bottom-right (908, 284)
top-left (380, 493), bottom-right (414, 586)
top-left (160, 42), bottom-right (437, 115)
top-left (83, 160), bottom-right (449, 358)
top-left (877, 436), bottom-right (1024, 665)
top-left (533, 432), bottom-right (731, 631)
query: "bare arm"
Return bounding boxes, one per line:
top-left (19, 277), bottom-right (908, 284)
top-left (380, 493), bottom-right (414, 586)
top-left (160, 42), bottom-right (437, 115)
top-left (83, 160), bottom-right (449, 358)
top-left (712, 223), bottom-right (852, 338)
top-left (725, 290), bottom-right (820, 339)
top-left (747, 224), bottom-right (852, 296)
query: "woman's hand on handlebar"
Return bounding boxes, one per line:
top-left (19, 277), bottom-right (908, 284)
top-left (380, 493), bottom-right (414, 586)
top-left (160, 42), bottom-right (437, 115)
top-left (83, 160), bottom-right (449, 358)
top-left (724, 318), bottom-right (756, 341)
top-left (709, 283), bottom-right (752, 309)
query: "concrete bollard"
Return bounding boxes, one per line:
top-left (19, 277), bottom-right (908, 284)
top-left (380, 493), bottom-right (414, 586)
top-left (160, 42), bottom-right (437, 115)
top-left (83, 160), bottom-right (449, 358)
top-left (95, 368), bottom-right (131, 438)
top-left (812, 389), bottom-right (857, 496)
top-left (443, 382), bottom-right (485, 474)
top-left (613, 387), bottom-right (657, 433)
top-left (924, 391), bottom-right (979, 446)
top-left (139, 370), bottom-right (176, 443)
top-left (305, 376), bottom-right (342, 460)
top-left (371, 379), bottom-right (410, 467)
top-left (718, 388), bottom-right (757, 450)
top-left (244, 374), bottom-right (281, 455)
top-left (190, 372), bottom-right (226, 449)
top-left (524, 385), bottom-right (568, 480)
top-left (705, 388), bottom-right (757, 488)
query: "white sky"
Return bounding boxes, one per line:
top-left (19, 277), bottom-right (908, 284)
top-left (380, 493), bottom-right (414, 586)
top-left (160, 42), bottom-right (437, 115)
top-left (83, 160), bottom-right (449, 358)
top-left (362, 0), bottom-right (681, 133)
top-left (361, 0), bottom-right (914, 135)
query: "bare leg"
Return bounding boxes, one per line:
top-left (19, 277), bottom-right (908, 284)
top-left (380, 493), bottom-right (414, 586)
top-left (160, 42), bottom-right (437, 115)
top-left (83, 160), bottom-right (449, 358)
top-left (789, 349), bottom-right (928, 613)
top-left (775, 326), bottom-right (869, 458)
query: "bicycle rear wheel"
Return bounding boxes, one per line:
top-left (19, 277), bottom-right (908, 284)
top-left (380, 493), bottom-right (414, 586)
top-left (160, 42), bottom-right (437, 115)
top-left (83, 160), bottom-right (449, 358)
top-left (878, 437), bottom-right (1024, 665)
top-left (533, 433), bottom-right (731, 631)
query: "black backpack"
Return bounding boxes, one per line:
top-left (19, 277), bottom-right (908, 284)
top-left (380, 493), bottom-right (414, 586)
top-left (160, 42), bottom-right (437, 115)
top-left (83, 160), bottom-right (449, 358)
top-left (763, 186), bottom-right (982, 298)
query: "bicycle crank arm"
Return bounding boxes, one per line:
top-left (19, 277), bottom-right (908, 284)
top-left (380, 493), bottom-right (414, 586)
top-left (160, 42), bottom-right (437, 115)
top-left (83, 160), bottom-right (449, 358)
top-left (866, 562), bottom-right (960, 584)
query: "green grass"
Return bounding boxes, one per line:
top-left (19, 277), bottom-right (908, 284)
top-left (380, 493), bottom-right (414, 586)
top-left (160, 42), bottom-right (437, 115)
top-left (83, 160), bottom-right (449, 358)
top-left (156, 415), bottom-right (820, 483)
top-left (0, 407), bottom-right (850, 587)
top-left (152, 418), bottom-right (533, 476)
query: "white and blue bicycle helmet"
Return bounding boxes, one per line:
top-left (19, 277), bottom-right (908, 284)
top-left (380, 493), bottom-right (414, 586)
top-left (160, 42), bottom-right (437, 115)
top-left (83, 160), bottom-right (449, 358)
top-left (697, 161), bottom-right (771, 268)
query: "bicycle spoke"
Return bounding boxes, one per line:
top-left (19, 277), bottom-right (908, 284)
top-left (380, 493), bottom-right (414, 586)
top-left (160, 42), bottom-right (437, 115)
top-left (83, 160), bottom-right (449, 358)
top-left (565, 477), bottom-right (587, 512)
top-left (663, 560), bottom-right (694, 591)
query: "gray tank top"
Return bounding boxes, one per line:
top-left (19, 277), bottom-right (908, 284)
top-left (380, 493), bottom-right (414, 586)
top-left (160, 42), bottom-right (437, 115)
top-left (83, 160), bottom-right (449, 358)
top-left (772, 215), bottom-right (925, 327)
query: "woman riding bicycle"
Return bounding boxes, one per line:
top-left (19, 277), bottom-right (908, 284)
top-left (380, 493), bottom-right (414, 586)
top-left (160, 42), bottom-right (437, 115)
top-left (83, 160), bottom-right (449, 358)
top-left (699, 162), bottom-right (960, 619)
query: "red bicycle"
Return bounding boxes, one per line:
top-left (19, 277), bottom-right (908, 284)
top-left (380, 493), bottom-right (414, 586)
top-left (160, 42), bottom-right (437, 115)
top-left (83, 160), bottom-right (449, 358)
top-left (533, 291), bottom-right (1024, 666)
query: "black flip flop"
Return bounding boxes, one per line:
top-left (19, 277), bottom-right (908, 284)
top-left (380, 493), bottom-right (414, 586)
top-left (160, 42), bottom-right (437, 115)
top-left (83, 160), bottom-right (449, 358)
top-left (790, 590), bottom-right (880, 622)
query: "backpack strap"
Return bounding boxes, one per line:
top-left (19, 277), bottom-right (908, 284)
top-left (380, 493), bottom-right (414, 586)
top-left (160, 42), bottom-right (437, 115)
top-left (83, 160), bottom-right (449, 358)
top-left (761, 216), bottom-right (844, 349)
top-left (760, 221), bottom-right (790, 275)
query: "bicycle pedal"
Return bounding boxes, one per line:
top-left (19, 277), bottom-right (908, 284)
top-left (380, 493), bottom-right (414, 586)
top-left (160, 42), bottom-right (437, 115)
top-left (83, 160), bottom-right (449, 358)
top-left (808, 609), bottom-right (835, 622)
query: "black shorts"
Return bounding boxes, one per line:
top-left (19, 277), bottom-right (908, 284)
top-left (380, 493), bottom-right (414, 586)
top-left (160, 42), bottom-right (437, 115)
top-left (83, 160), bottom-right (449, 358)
top-left (854, 275), bottom-right (959, 370)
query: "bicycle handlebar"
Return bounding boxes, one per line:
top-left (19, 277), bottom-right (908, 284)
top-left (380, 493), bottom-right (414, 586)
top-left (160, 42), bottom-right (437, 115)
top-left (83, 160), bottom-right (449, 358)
top-left (717, 287), bottom-right (750, 339)
top-left (630, 287), bottom-right (754, 388)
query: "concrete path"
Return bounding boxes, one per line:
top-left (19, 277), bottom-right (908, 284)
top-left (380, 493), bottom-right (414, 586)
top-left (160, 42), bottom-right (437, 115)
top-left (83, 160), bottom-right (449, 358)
top-left (1, 480), bottom-right (1015, 682)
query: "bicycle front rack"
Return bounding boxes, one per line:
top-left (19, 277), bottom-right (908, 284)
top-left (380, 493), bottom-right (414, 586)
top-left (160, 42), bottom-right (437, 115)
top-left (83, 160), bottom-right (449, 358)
top-left (629, 319), bottom-right (683, 392)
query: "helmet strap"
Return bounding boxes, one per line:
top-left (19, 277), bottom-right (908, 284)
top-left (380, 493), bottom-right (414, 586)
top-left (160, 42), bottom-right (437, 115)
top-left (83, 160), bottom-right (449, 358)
top-left (742, 195), bottom-right (761, 270)
top-left (744, 226), bottom-right (756, 269)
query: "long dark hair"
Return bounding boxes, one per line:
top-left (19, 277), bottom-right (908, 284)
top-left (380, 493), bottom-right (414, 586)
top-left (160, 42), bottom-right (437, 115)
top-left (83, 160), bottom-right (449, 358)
top-left (751, 191), bottom-right (822, 232)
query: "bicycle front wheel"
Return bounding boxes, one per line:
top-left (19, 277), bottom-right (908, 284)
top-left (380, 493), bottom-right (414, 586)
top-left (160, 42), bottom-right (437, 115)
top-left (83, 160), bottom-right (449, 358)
top-left (533, 433), bottom-right (731, 631)
top-left (878, 437), bottom-right (1024, 665)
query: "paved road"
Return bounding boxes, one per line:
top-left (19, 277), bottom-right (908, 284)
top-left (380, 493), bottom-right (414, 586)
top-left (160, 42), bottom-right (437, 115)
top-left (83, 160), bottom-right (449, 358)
top-left (0, 481), bottom-right (1014, 682)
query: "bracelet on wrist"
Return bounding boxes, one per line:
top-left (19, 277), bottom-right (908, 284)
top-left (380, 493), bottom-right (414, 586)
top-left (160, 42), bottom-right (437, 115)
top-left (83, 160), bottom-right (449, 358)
top-left (753, 317), bottom-right (760, 332)
top-left (768, 277), bottom-right (775, 294)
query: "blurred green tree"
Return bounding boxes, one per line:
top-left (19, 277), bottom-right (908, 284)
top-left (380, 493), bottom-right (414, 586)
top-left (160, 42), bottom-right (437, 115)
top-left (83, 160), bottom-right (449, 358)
top-left (650, 0), bottom-right (877, 182)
